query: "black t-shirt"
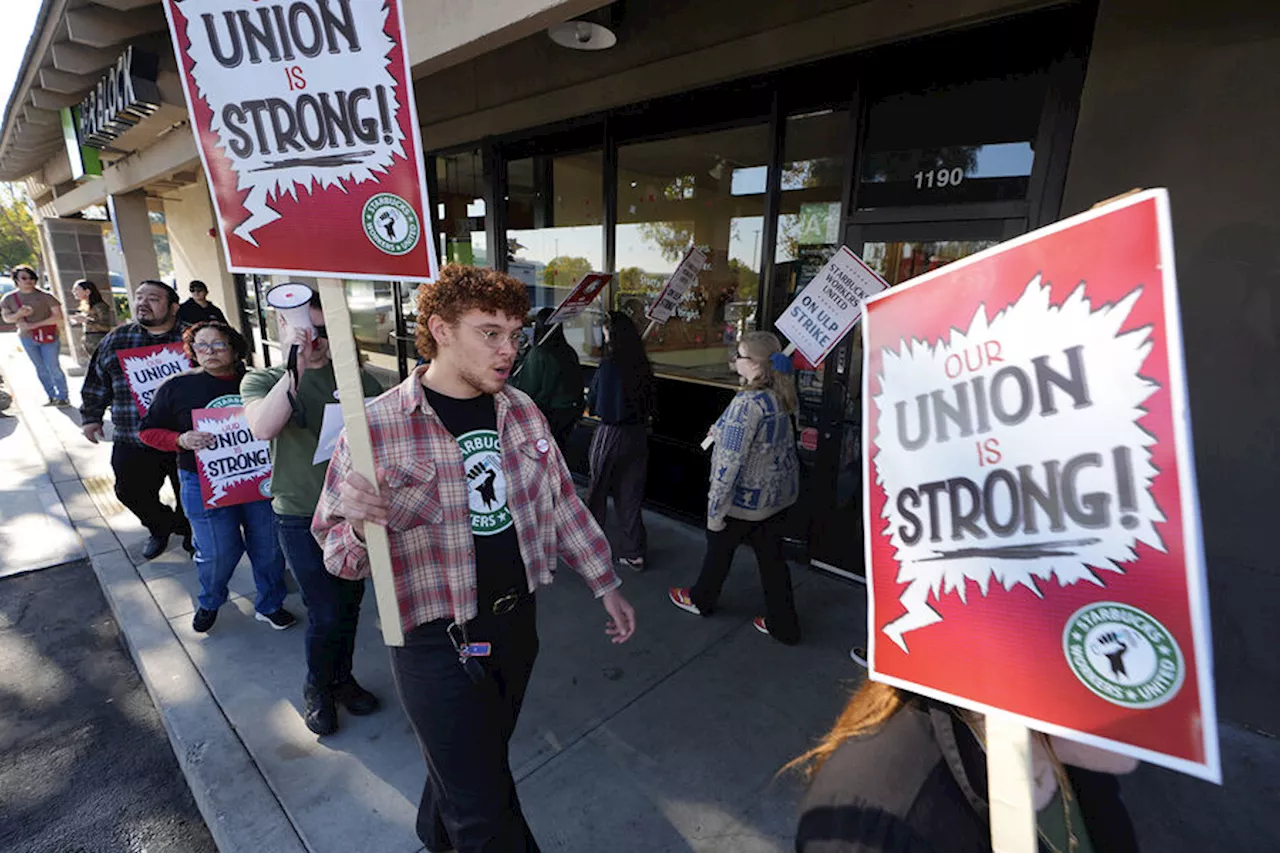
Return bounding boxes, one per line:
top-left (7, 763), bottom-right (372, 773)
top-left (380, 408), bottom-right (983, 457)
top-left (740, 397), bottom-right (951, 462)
top-left (141, 370), bottom-right (245, 470)
top-left (423, 386), bottom-right (527, 603)
top-left (177, 299), bottom-right (226, 326)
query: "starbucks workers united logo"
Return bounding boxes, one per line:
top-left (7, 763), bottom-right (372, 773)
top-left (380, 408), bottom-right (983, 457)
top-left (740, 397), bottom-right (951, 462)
top-left (457, 429), bottom-right (513, 536)
top-left (362, 193), bottom-right (421, 255)
top-left (1063, 602), bottom-right (1185, 709)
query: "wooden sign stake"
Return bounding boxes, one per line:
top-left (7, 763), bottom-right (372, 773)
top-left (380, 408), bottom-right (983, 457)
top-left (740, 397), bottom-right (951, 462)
top-left (316, 277), bottom-right (405, 647)
top-left (986, 712), bottom-right (1038, 853)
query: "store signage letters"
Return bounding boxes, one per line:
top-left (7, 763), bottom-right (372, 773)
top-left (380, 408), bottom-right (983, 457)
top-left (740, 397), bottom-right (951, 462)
top-left (78, 46), bottom-right (162, 149)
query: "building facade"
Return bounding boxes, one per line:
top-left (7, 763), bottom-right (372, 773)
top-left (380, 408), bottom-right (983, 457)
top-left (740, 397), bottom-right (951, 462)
top-left (3, 0), bottom-right (1276, 735)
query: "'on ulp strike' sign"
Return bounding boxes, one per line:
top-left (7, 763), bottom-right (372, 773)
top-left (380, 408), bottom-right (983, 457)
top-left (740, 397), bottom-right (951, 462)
top-left (863, 190), bottom-right (1218, 781)
top-left (163, 0), bottom-right (438, 282)
top-left (775, 246), bottom-right (887, 366)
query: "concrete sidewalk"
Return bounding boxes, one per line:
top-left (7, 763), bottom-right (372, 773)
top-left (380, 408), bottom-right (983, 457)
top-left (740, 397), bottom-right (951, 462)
top-left (2, 331), bottom-right (1276, 853)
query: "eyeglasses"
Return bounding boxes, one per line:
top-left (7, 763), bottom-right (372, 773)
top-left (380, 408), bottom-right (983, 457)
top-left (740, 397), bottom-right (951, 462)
top-left (462, 321), bottom-right (524, 350)
top-left (193, 342), bottom-right (230, 354)
top-left (731, 353), bottom-right (752, 361)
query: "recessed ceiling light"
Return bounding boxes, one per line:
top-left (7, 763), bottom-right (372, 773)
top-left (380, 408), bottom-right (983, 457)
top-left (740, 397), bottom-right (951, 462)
top-left (548, 20), bottom-right (617, 51)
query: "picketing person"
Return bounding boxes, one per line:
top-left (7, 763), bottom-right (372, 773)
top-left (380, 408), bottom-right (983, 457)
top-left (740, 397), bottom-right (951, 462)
top-left (139, 320), bottom-right (293, 634)
top-left (314, 264), bottom-right (637, 853)
top-left (790, 680), bottom-right (1141, 852)
top-left (80, 280), bottom-right (192, 560)
top-left (668, 331), bottom-right (802, 644)
top-left (509, 305), bottom-right (584, 454)
top-left (177, 279), bottom-right (227, 325)
top-left (1, 263), bottom-right (69, 406)
top-left (68, 278), bottom-right (113, 360)
top-left (584, 310), bottom-right (656, 571)
top-left (242, 285), bottom-right (385, 736)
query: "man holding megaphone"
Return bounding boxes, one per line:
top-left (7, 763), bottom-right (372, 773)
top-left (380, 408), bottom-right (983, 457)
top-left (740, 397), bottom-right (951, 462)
top-left (242, 283), bottom-right (384, 736)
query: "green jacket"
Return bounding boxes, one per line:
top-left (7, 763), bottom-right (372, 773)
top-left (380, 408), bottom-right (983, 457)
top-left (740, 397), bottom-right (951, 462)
top-left (511, 331), bottom-right (584, 418)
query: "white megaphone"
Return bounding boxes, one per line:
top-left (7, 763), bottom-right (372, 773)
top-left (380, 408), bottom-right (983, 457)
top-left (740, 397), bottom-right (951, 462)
top-left (266, 282), bottom-right (317, 378)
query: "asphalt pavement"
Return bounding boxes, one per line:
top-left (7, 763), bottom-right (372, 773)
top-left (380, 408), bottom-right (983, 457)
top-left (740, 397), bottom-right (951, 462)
top-left (0, 558), bottom-right (217, 853)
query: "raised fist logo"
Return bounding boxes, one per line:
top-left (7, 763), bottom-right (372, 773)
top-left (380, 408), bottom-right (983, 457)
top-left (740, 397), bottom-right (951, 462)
top-left (1091, 630), bottom-right (1133, 679)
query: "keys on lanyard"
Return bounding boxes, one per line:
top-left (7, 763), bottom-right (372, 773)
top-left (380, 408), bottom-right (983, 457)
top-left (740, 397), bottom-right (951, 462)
top-left (447, 621), bottom-right (491, 685)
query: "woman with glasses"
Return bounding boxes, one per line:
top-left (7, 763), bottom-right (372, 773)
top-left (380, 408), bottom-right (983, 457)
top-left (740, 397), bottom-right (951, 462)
top-left (140, 320), bottom-right (294, 634)
top-left (669, 331), bottom-right (802, 643)
top-left (585, 310), bottom-right (656, 571)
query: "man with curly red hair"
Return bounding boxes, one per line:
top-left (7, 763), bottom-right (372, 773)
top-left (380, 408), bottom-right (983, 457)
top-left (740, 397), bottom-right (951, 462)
top-left (313, 265), bottom-right (636, 853)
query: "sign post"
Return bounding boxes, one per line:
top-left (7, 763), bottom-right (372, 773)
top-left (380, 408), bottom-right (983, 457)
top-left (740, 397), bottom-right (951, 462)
top-left (862, 189), bottom-right (1219, 846)
top-left (163, 0), bottom-right (440, 647)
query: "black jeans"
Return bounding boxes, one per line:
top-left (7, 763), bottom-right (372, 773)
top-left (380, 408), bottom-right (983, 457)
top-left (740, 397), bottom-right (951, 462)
top-left (390, 594), bottom-right (541, 853)
top-left (585, 423), bottom-right (648, 560)
top-left (111, 442), bottom-right (189, 539)
top-left (690, 513), bottom-right (801, 644)
top-left (276, 513), bottom-right (366, 690)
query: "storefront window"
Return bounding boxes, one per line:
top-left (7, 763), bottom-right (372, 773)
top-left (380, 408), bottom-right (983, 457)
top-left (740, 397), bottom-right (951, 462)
top-left (506, 151), bottom-right (604, 359)
top-left (436, 150), bottom-right (488, 267)
top-left (858, 75), bottom-right (1044, 208)
top-left (616, 124), bottom-right (770, 385)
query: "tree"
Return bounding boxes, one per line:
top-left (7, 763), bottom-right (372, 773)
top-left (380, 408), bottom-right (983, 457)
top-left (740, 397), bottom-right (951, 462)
top-left (0, 183), bottom-right (40, 270)
top-left (542, 255), bottom-right (592, 290)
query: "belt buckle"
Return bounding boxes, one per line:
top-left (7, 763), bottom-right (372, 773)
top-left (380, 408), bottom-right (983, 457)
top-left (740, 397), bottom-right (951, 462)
top-left (492, 591), bottom-right (520, 616)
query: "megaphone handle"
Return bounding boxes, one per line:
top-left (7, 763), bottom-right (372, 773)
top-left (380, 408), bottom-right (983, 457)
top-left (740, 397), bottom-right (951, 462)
top-left (285, 343), bottom-right (307, 428)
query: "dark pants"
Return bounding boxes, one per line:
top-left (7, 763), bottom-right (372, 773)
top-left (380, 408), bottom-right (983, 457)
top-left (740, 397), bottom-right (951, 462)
top-left (391, 594), bottom-right (541, 853)
top-left (585, 423), bottom-right (648, 560)
top-left (111, 442), bottom-right (189, 539)
top-left (276, 513), bottom-right (365, 690)
top-left (690, 513), bottom-right (801, 644)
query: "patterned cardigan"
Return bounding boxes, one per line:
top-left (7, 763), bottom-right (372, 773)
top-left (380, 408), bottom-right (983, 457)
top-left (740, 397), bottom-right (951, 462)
top-left (707, 389), bottom-right (799, 529)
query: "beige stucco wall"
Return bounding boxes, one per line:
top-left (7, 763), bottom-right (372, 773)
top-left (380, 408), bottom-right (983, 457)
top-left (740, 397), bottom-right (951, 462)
top-left (164, 171), bottom-right (236, 325)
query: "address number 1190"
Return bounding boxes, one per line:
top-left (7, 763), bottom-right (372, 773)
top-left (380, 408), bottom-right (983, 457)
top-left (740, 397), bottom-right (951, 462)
top-left (913, 167), bottom-right (965, 190)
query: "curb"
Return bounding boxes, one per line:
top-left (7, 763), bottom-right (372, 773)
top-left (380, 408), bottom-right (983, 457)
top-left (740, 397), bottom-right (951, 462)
top-left (0, 341), bottom-right (309, 853)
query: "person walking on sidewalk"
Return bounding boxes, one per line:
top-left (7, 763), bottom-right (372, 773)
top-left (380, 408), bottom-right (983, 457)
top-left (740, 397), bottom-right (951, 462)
top-left (314, 264), bottom-right (636, 853)
top-left (68, 279), bottom-right (113, 360)
top-left (584, 310), bottom-right (655, 572)
top-left (669, 332), bottom-right (802, 644)
top-left (176, 280), bottom-right (226, 326)
top-left (509, 306), bottom-right (584, 455)
top-left (242, 288), bottom-right (384, 736)
top-left (1, 264), bottom-right (69, 406)
top-left (80, 280), bottom-right (192, 561)
top-left (139, 321), bottom-right (294, 635)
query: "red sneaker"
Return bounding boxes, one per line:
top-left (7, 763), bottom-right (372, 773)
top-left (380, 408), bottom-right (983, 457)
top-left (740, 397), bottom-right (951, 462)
top-left (668, 587), bottom-right (701, 615)
top-left (753, 617), bottom-right (769, 636)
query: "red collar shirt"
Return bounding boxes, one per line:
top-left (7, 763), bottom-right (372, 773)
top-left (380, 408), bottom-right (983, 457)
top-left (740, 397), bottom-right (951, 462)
top-left (312, 370), bottom-right (620, 633)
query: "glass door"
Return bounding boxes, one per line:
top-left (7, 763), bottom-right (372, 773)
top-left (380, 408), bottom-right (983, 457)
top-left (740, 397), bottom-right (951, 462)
top-left (805, 218), bottom-right (1020, 578)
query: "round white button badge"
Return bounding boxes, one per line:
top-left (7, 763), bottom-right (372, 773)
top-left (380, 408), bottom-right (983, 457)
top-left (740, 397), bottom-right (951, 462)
top-left (536, 438), bottom-right (550, 454)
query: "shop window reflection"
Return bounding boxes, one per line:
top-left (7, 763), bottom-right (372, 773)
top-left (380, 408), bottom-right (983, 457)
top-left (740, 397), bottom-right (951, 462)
top-left (436, 150), bottom-right (488, 267)
top-left (616, 124), bottom-right (770, 385)
top-left (506, 151), bottom-right (604, 360)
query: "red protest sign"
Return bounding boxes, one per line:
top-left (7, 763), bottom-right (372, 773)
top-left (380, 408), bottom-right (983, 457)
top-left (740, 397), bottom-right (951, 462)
top-left (546, 273), bottom-right (613, 325)
top-left (863, 190), bottom-right (1218, 781)
top-left (117, 343), bottom-right (189, 417)
top-left (163, 0), bottom-right (438, 282)
top-left (192, 406), bottom-right (272, 508)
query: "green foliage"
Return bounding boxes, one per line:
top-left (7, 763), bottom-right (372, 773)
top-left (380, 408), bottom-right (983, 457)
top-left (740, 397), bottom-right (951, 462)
top-left (542, 255), bottom-right (592, 290)
top-left (0, 184), bottom-right (40, 270)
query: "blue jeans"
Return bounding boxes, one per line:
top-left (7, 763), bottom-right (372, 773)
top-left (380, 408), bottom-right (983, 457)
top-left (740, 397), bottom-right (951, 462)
top-left (19, 335), bottom-right (67, 401)
top-left (178, 469), bottom-right (287, 615)
top-left (276, 513), bottom-right (366, 691)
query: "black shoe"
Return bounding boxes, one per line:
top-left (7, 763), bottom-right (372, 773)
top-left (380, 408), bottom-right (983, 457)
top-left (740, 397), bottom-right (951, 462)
top-left (182, 533), bottom-right (194, 555)
top-left (254, 608), bottom-right (297, 630)
top-left (334, 678), bottom-right (381, 716)
top-left (192, 608), bottom-right (218, 633)
top-left (142, 534), bottom-right (170, 560)
top-left (304, 686), bottom-right (338, 736)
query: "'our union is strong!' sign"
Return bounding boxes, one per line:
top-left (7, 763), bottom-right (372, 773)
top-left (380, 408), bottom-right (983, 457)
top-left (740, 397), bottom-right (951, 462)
top-left (863, 190), bottom-right (1219, 782)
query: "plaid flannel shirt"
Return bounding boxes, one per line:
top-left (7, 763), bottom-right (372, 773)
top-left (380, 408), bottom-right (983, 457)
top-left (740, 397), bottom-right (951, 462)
top-left (312, 370), bottom-right (621, 633)
top-left (79, 322), bottom-right (188, 448)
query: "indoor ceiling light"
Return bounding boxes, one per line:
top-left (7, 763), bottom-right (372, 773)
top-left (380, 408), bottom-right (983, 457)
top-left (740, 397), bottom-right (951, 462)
top-left (548, 19), bottom-right (617, 51)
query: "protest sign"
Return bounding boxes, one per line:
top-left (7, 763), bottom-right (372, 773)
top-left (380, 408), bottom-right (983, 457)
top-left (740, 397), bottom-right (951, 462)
top-left (775, 246), bottom-right (887, 366)
top-left (645, 246), bottom-right (708, 324)
top-left (192, 405), bottom-right (272, 508)
top-left (313, 397), bottom-right (378, 465)
top-left (117, 342), bottom-right (189, 416)
top-left (546, 272), bottom-right (612, 326)
top-left (163, 0), bottom-right (439, 282)
top-left (863, 189), bottom-right (1218, 782)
